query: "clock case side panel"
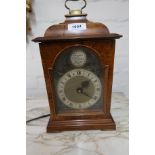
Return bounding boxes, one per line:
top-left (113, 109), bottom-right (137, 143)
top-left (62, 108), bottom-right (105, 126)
top-left (103, 40), bottom-right (116, 117)
top-left (38, 43), bottom-right (59, 117)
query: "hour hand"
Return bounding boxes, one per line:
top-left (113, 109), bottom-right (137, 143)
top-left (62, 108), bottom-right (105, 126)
top-left (81, 80), bottom-right (90, 88)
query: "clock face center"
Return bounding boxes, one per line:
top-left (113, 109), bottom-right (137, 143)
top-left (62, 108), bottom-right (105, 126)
top-left (76, 88), bottom-right (83, 94)
top-left (64, 76), bottom-right (94, 103)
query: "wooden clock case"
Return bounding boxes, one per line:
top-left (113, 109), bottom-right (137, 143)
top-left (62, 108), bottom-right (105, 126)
top-left (33, 14), bottom-right (122, 132)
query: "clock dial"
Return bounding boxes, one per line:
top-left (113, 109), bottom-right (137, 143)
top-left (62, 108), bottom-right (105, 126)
top-left (57, 69), bottom-right (102, 109)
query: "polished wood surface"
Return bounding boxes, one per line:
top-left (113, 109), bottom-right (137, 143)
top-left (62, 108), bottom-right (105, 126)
top-left (33, 15), bottom-right (122, 132)
top-left (33, 15), bottom-right (122, 42)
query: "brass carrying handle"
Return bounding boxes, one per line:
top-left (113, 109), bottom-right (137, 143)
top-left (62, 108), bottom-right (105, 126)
top-left (65, 0), bottom-right (87, 14)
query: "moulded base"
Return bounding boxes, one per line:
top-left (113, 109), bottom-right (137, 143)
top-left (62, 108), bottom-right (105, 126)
top-left (47, 114), bottom-right (116, 132)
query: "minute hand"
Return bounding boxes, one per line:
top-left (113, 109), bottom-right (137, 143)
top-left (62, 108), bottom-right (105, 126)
top-left (76, 87), bottom-right (91, 98)
top-left (82, 91), bottom-right (91, 98)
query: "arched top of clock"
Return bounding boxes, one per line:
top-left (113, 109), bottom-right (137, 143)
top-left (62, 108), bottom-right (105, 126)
top-left (33, 17), bottom-right (122, 42)
top-left (32, 0), bottom-right (122, 43)
top-left (44, 16), bottom-right (110, 37)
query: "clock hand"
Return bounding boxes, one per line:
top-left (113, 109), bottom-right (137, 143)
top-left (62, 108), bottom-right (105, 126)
top-left (81, 80), bottom-right (91, 89)
top-left (76, 88), bottom-right (91, 98)
top-left (82, 91), bottom-right (91, 98)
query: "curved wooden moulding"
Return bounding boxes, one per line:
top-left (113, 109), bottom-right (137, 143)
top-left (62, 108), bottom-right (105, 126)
top-left (33, 15), bottom-right (122, 42)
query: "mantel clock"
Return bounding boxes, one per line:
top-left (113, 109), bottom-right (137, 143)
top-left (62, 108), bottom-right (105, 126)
top-left (32, 0), bottom-right (122, 132)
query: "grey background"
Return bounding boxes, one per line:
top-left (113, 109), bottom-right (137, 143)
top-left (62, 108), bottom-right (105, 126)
top-left (26, 0), bottom-right (129, 99)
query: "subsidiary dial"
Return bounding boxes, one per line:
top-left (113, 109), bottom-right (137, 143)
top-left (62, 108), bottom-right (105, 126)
top-left (57, 69), bottom-right (102, 109)
top-left (70, 50), bottom-right (86, 67)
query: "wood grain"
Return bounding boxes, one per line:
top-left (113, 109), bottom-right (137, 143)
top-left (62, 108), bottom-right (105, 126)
top-left (32, 14), bottom-right (122, 132)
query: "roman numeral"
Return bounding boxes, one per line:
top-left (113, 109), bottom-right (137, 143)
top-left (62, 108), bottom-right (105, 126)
top-left (77, 71), bottom-right (81, 75)
top-left (67, 74), bottom-right (71, 78)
